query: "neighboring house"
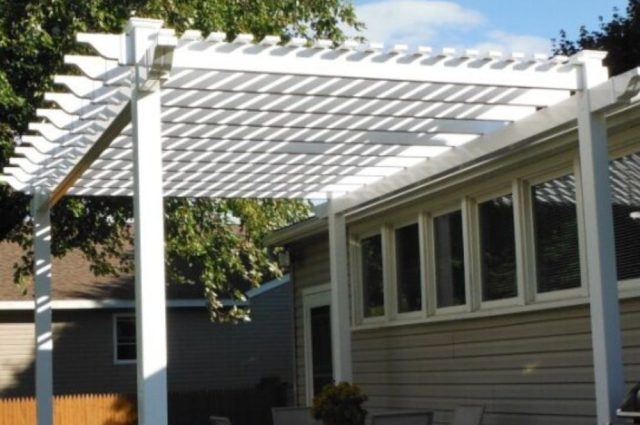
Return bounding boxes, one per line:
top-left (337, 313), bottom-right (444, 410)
top-left (0, 242), bottom-right (293, 397)
top-left (267, 109), bottom-right (640, 424)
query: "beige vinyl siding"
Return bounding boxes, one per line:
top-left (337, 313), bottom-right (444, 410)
top-left (290, 235), bottom-right (330, 406)
top-left (289, 235), bottom-right (640, 424)
top-left (352, 299), bottom-right (640, 425)
top-left (0, 311), bottom-right (34, 394)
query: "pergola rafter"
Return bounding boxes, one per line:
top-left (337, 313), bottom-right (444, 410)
top-left (4, 21), bottom-right (584, 201)
top-left (3, 17), bottom-right (639, 425)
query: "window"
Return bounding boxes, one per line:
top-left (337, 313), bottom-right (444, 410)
top-left (395, 223), bottom-right (421, 313)
top-left (361, 234), bottom-right (384, 318)
top-left (479, 195), bottom-right (517, 301)
top-left (114, 314), bottom-right (136, 363)
top-left (531, 174), bottom-right (581, 293)
top-left (349, 144), bottom-right (640, 329)
top-left (434, 210), bottom-right (466, 308)
top-left (610, 153), bottom-right (640, 281)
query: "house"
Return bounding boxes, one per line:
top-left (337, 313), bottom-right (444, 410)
top-left (0, 242), bottom-right (293, 397)
top-left (4, 17), bottom-right (640, 425)
top-left (266, 92), bottom-right (640, 424)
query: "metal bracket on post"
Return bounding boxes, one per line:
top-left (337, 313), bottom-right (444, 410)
top-left (127, 24), bottom-right (177, 92)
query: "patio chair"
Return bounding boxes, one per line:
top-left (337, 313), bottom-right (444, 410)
top-left (209, 416), bottom-right (232, 425)
top-left (272, 406), bottom-right (321, 425)
top-left (370, 410), bottom-right (433, 425)
top-left (450, 406), bottom-right (484, 425)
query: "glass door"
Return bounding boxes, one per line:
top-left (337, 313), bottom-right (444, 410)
top-left (303, 288), bottom-right (333, 404)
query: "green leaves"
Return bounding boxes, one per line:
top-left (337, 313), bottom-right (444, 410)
top-left (164, 198), bottom-right (310, 322)
top-left (1, 0), bottom-right (359, 321)
top-left (554, 0), bottom-right (640, 76)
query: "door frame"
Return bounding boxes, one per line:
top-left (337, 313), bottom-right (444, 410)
top-left (302, 284), bottom-right (331, 406)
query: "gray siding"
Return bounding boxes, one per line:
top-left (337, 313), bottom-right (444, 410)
top-left (289, 238), bottom-right (640, 424)
top-left (168, 281), bottom-right (293, 392)
top-left (290, 235), bottom-right (330, 405)
top-left (0, 282), bottom-right (293, 396)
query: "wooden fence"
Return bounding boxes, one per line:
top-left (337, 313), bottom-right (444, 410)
top-left (0, 386), bottom-right (284, 425)
top-left (0, 393), bottom-right (136, 425)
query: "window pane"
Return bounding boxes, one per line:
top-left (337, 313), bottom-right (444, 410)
top-left (118, 344), bottom-right (136, 361)
top-left (361, 234), bottom-right (384, 317)
top-left (395, 223), bottom-right (421, 313)
top-left (479, 195), bottom-right (517, 301)
top-left (610, 153), bottom-right (640, 281)
top-left (532, 174), bottom-right (581, 293)
top-left (434, 210), bottom-right (466, 308)
top-left (116, 317), bottom-right (136, 361)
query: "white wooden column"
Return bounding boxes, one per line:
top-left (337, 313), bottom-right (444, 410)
top-left (127, 18), bottom-right (169, 425)
top-left (328, 204), bottom-right (353, 382)
top-left (575, 51), bottom-right (625, 425)
top-left (32, 189), bottom-right (53, 425)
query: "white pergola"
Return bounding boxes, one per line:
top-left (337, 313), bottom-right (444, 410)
top-left (3, 17), bottom-right (639, 425)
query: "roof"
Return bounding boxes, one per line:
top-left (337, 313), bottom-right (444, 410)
top-left (0, 241), bottom-right (288, 305)
top-left (264, 216), bottom-right (327, 246)
top-left (0, 241), bottom-right (137, 301)
top-left (1, 18), bottom-right (603, 206)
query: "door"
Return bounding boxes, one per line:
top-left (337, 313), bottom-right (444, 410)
top-left (303, 286), bottom-right (333, 405)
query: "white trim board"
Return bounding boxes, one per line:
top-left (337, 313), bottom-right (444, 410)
top-left (0, 298), bottom-right (215, 311)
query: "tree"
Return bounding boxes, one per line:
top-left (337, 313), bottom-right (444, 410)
top-left (0, 0), bottom-right (363, 322)
top-left (554, 0), bottom-right (640, 76)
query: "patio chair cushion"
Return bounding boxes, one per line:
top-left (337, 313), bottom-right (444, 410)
top-left (272, 406), bottom-right (321, 425)
top-left (370, 411), bottom-right (433, 425)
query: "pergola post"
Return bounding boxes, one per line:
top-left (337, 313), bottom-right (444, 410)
top-left (575, 52), bottom-right (625, 424)
top-left (328, 205), bottom-right (353, 382)
top-left (32, 189), bottom-right (53, 425)
top-left (127, 18), bottom-right (169, 425)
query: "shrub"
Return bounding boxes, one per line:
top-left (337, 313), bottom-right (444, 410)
top-left (311, 382), bottom-right (367, 425)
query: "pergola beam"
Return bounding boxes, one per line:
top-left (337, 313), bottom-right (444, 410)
top-left (172, 42), bottom-right (580, 90)
top-left (46, 101), bottom-right (131, 208)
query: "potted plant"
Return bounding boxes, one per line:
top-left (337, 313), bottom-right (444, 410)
top-left (311, 382), bottom-right (368, 425)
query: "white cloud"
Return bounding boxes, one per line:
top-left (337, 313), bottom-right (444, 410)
top-left (351, 1), bottom-right (552, 55)
top-left (351, 1), bottom-right (485, 46)
top-left (474, 31), bottom-right (552, 55)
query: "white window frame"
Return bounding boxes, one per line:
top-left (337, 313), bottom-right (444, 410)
top-left (472, 187), bottom-right (524, 310)
top-left (352, 227), bottom-right (388, 325)
top-left (605, 145), bottom-right (640, 291)
top-left (346, 137), bottom-right (640, 331)
top-left (429, 202), bottom-right (471, 316)
top-left (113, 313), bottom-right (136, 365)
top-left (524, 164), bottom-right (589, 303)
top-left (390, 219), bottom-right (425, 321)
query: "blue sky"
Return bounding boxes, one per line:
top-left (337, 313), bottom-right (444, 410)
top-left (350, 0), bottom-right (627, 54)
